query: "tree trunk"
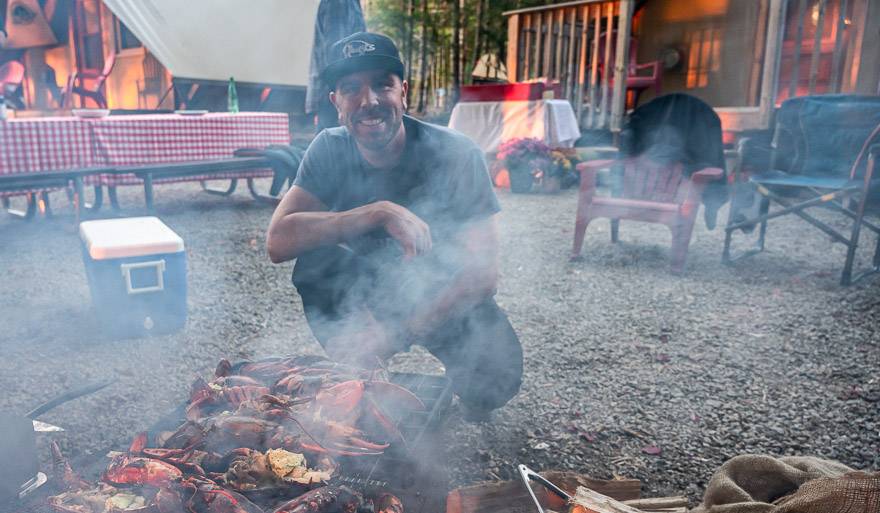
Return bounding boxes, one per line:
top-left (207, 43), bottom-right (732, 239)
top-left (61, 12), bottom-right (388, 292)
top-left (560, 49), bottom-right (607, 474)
top-left (469, 0), bottom-right (485, 83)
top-left (438, 39), bottom-right (445, 109)
top-left (451, 0), bottom-right (461, 105)
top-left (406, 0), bottom-right (415, 85)
top-left (417, 0), bottom-right (430, 112)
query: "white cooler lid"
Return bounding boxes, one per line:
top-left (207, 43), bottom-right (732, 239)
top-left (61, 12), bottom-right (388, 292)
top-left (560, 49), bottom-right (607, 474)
top-left (80, 217), bottom-right (184, 260)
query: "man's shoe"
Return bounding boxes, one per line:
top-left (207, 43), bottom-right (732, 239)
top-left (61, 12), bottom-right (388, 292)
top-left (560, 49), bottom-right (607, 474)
top-left (459, 402), bottom-right (493, 423)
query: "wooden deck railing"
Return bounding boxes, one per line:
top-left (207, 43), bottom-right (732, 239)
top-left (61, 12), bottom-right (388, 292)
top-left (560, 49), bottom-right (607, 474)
top-left (504, 0), bottom-right (635, 131)
top-left (778, 0), bottom-right (853, 103)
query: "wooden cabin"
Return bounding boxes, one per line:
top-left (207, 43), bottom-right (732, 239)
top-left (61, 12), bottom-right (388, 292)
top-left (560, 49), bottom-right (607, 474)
top-left (503, 0), bottom-right (880, 134)
top-left (1, 0), bottom-right (318, 120)
top-left (1, 0), bottom-right (171, 111)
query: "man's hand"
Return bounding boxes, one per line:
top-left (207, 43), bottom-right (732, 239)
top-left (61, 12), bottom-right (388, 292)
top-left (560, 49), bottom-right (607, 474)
top-left (267, 189), bottom-right (432, 263)
top-left (374, 201), bottom-right (432, 259)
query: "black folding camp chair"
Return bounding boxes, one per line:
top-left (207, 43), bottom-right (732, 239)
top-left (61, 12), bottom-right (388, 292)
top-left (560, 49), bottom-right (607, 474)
top-left (722, 95), bottom-right (880, 286)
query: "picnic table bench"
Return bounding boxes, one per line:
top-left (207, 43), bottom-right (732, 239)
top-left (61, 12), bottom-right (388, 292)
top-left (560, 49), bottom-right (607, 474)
top-left (1, 112), bottom-right (290, 219)
top-left (0, 156), bottom-right (275, 220)
top-left (117, 156), bottom-right (275, 210)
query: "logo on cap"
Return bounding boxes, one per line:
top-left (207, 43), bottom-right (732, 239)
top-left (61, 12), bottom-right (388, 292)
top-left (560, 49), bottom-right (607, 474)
top-left (342, 40), bottom-right (376, 59)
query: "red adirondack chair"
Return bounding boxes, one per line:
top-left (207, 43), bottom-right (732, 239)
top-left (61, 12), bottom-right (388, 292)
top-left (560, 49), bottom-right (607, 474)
top-left (571, 157), bottom-right (723, 273)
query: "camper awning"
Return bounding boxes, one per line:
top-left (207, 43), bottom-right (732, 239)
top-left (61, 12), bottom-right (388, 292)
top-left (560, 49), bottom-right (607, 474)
top-left (103, 0), bottom-right (319, 87)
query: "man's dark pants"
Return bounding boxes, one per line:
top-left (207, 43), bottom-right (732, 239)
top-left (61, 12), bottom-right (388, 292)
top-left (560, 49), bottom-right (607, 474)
top-left (292, 245), bottom-right (523, 412)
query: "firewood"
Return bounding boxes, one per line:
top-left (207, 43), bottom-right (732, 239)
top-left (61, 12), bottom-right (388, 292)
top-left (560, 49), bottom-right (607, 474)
top-left (446, 473), bottom-right (641, 513)
top-left (543, 472), bottom-right (641, 501)
top-left (569, 486), bottom-right (645, 513)
top-left (622, 496), bottom-right (688, 510)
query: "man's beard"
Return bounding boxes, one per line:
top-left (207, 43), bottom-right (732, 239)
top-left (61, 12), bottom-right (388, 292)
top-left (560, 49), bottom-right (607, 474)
top-left (346, 108), bottom-right (403, 151)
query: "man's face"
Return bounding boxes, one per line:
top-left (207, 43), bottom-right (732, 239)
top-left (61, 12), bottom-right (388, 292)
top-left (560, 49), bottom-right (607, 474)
top-left (331, 69), bottom-right (408, 151)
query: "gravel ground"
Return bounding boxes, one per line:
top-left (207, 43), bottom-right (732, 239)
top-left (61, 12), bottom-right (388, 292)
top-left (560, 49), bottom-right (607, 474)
top-left (0, 180), bottom-right (878, 508)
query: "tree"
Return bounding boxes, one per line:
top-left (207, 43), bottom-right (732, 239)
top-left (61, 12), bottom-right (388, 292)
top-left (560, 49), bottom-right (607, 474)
top-left (451, 0), bottom-right (461, 105)
top-left (366, 0), bottom-right (550, 112)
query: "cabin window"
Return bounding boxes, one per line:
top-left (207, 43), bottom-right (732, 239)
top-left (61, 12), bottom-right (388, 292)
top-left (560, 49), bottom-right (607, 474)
top-left (114, 18), bottom-right (142, 52)
top-left (685, 26), bottom-right (723, 89)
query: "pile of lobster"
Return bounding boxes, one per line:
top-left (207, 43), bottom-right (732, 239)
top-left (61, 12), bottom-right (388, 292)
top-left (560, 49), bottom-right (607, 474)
top-left (48, 355), bottom-right (423, 513)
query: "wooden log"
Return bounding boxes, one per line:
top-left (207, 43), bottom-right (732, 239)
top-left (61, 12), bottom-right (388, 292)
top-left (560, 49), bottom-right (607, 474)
top-left (446, 473), bottom-right (641, 513)
top-left (621, 496), bottom-right (688, 510)
top-left (543, 472), bottom-right (641, 501)
top-left (569, 486), bottom-right (644, 513)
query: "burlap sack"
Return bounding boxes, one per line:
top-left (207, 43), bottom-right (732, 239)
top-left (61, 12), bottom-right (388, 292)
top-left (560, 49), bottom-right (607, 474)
top-left (690, 454), bottom-right (880, 513)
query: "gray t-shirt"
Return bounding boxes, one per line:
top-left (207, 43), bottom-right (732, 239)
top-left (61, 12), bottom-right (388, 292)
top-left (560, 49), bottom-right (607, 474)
top-left (293, 116), bottom-right (500, 317)
top-left (294, 115), bottom-right (500, 251)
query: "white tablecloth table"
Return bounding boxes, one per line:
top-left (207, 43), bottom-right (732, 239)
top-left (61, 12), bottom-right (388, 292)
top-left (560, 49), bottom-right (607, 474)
top-left (448, 99), bottom-right (581, 153)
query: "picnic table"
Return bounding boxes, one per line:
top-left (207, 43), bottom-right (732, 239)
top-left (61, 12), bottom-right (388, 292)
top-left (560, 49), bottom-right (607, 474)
top-left (0, 112), bottom-right (291, 214)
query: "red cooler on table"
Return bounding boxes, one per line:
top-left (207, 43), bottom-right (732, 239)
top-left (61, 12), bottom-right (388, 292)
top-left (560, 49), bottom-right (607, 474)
top-left (459, 82), bottom-right (562, 102)
top-left (79, 217), bottom-right (187, 338)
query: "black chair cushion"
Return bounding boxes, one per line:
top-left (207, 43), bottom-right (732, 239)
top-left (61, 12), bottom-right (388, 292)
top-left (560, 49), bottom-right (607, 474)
top-left (773, 95), bottom-right (880, 178)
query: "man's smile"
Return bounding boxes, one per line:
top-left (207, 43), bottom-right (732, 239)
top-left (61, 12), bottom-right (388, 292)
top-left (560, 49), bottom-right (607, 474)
top-left (358, 117), bottom-right (385, 127)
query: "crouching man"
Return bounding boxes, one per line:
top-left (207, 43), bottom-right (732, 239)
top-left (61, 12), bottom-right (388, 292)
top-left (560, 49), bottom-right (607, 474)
top-left (266, 32), bottom-right (522, 421)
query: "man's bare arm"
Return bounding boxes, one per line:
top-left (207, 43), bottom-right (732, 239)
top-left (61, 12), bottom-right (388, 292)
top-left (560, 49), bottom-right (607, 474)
top-left (402, 216), bottom-right (500, 339)
top-left (266, 186), bottom-right (432, 263)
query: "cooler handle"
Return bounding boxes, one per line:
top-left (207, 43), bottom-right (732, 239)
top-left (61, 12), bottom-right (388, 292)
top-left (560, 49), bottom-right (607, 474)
top-left (120, 260), bottom-right (165, 295)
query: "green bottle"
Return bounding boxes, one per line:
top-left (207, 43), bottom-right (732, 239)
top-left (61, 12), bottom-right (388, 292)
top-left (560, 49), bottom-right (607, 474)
top-left (227, 77), bottom-right (239, 113)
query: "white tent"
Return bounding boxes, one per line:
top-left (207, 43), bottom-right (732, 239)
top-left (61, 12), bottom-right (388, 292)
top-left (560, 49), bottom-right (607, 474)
top-left (103, 0), bottom-right (320, 86)
top-left (472, 53), bottom-right (507, 81)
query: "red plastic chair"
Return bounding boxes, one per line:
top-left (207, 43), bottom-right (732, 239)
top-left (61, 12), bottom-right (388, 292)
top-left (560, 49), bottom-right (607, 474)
top-left (0, 60), bottom-right (25, 107)
top-left (595, 32), bottom-right (662, 108)
top-left (65, 53), bottom-right (116, 109)
top-left (0, 60), bottom-right (25, 90)
top-left (571, 157), bottom-right (722, 273)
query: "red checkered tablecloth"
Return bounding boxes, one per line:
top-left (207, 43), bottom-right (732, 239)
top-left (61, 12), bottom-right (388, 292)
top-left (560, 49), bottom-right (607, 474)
top-left (0, 112), bottom-right (290, 195)
top-left (0, 117), bottom-right (99, 196)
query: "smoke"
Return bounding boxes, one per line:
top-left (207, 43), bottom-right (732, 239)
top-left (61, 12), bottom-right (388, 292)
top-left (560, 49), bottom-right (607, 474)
top-left (287, 124), bottom-right (523, 415)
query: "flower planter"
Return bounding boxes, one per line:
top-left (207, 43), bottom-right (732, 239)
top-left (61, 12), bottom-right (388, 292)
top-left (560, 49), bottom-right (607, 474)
top-left (508, 165), bottom-right (535, 194)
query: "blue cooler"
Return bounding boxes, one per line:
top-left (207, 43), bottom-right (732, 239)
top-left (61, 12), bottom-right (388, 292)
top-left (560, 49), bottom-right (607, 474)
top-left (79, 217), bottom-right (187, 338)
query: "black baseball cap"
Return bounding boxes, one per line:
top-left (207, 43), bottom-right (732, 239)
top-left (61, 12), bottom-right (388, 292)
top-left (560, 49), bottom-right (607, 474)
top-left (322, 32), bottom-right (405, 87)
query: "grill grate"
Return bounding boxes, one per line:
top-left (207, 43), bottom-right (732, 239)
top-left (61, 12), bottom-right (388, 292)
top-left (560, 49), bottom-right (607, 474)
top-left (334, 372), bottom-right (453, 512)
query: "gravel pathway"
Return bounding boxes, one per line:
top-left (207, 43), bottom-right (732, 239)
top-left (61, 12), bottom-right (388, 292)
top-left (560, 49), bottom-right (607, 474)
top-left (0, 180), bottom-right (877, 507)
